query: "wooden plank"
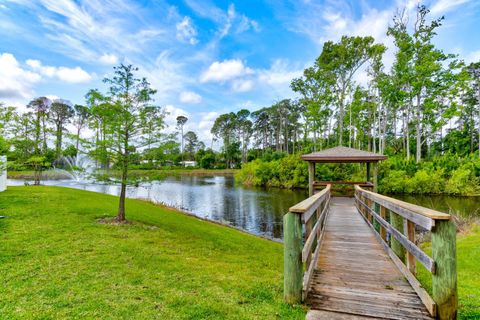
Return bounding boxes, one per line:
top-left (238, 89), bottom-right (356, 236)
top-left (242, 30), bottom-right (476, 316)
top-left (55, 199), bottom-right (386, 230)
top-left (303, 209), bottom-right (329, 296)
top-left (406, 220), bottom-right (417, 276)
top-left (283, 212), bottom-right (303, 304)
top-left (289, 185), bottom-right (330, 224)
top-left (355, 197), bottom-right (435, 274)
top-left (358, 189), bottom-right (435, 230)
top-left (356, 202), bottom-right (437, 317)
top-left (302, 197), bottom-right (330, 262)
top-left (432, 220), bottom-right (458, 320)
top-left (307, 197), bottom-right (433, 319)
top-left (314, 181), bottom-right (373, 186)
top-left (380, 205), bottom-right (387, 241)
top-left (355, 185), bottom-right (449, 221)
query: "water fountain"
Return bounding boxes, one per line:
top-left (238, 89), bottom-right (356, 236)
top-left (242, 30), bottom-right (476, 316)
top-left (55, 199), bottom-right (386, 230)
top-left (53, 154), bottom-right (96, 182)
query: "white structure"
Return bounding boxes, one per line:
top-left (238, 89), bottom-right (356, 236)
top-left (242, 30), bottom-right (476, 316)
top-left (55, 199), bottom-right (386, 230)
top-left (0, 156), bottom-right (6, 192)
top-left (179, 160), bottom-right (198, 167)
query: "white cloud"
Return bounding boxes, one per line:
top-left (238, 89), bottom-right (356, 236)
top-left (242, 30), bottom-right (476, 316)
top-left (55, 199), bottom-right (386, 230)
top-left (430, 0), bottom-right (473, 15)
top-left (179, 91), bottom-right (202, 104)
top-left (258, 59), bottom-right (303, 85)
top-left (0, 53), bottom-right (41, 101)
top-left (99, 53), bottom-right (118, 65)
top-left (176, 16), bottom-right (198, 45)
top-left (185, 1), bottom-right (258, 40)
top-left (200, 59), bottom-right (254, 83)
top-left (26, 59), bottom-right (92, 83)
top-left (231, 79), bottom-right (254, 92)
top-left (140, 51), bottom-right (187, 102)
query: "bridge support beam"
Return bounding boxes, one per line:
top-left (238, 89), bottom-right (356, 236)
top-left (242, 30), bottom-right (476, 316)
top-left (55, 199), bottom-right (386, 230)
top-left (432, 220), bottom-right (458, 320)
top-left (284, 212), bottom-right (303, 304)
top-left (390, 212), bottom-right (406, 263)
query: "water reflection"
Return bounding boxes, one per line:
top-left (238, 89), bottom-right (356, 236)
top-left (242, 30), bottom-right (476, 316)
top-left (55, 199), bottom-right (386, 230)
top-left (8, 176), bottom-right (307, 239)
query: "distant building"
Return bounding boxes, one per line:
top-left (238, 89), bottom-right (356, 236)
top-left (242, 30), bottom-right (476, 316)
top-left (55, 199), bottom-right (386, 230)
top-left (179, 160), bottom-right (197, 167)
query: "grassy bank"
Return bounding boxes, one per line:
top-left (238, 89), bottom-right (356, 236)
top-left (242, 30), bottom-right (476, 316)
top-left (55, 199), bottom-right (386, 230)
top-left (7, 170), bottom-right (72, 180)
top-left (0, 187), bottom-right (304, 319)
top-left (8, 169), bottom-right (236, 181)
top-left (416, 225), bottom-right (480, 319)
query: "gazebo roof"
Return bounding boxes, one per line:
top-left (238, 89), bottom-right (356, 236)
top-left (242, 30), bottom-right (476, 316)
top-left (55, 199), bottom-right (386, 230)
top-left (301, 146), bottom-right (387, 163)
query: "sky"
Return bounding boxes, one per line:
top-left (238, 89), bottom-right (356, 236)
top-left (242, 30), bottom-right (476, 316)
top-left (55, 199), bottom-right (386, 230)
top-left (1, 0), bottom-right (480, 145)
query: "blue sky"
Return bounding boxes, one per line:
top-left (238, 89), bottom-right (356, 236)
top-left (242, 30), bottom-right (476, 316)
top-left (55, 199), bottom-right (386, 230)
top-left (1, 0), bottom-right (479, 144)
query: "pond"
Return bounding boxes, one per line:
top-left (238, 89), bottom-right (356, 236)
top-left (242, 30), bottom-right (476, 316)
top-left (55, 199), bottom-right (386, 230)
top-left (7, 177), bottom-right (479, 239)
top-left (7, 176), bottom-right (307, 239)
top-left (391, 194), bottom-right (480, 219)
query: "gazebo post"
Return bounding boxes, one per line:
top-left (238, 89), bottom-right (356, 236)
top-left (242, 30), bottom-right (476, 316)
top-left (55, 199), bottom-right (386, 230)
top-left (366, 162), bottom-right (371, 183)
top-left (373, 162), bottom-right (378, 192)
top-left (308, 161), bottom-right (315, 196)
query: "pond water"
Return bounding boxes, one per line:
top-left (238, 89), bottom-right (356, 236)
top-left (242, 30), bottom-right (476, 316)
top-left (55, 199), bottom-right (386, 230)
top-left (7, 177), bottom-right (479, 239)
top-left (7, 176), bottom-right (307, 239)
top-left (391, 194), bottom-right (480, 219)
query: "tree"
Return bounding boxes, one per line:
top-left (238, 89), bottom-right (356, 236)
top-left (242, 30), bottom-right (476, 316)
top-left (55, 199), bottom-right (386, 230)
top-left (176, 115), bottom-right (188, 163)
top-left (94, 64), bottom-right (159, 222)
top-left (211, 112), bottom-right (237, 168)
top-left (410, 5), bottom-right (456, 162)
top-left (72, 104), bottom-right (90, 155)
top-left (141, 106), bottom-right (166, 164)
top-left (50, 99), bottom-right (74, 159)
top-left (316, 36), bottom-right (385, 146)
top-left (467, 62), bottom-right (480, 156)
top-left (184, 130), bottom-right (199, 158)
top-left (27, 96), bottom-right (50, 153)
top-left (236, 109), bottom-right (252, 162)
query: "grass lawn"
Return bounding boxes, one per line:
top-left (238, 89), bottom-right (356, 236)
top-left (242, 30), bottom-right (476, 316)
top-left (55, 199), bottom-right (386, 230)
top-left (0, 186), bottom-right (304, 319)
top-left (417, 225), bottom-right (480, 319)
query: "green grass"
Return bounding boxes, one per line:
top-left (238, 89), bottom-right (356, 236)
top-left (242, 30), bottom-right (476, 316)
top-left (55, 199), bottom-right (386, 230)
top-left (416, 225), bottom-right (480, 319)
top-left (0, 186), bottom-right (304, 319)
top-left (8, 169), bottom-right (236, 181)
top-left (7, 170), bottom-right (72, 180)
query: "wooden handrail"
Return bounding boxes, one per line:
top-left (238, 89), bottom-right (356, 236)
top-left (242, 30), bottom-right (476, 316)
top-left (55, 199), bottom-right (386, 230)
top-left (354, 185), bottom-right (457, 320)
top-left (355, 185), bottom-right (450, 221)
top-left (284, 184), bottom-right (331, 304)
top-left (314, 181), bottom-right (373, 185)
top-left (289, 184), bottom-right (331, 213)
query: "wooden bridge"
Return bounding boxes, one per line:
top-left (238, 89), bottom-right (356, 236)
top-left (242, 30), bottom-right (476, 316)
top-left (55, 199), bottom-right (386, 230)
top-left (283, 147), bottom-right (457, 320)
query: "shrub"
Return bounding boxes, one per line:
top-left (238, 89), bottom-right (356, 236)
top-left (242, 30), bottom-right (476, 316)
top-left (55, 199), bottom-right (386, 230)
top-left (445, 167), bottom-right (477, 195)
top-left (379, 170), bottom-right (408, 193)
top-left (406, 169), bottom-right (445, 194)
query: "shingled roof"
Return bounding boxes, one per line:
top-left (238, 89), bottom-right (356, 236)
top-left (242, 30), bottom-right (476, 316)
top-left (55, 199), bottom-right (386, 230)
top-left (301, 146), bottom-right (387, 163)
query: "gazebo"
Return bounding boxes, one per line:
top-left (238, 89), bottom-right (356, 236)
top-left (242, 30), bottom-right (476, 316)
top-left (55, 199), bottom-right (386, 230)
top-left (301, 146), bottom-right (387, 196)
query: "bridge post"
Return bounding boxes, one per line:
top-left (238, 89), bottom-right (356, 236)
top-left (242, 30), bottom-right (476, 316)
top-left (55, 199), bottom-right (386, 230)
top-left (284, 211), bottom-right (303, 304)
top-left (432, 219), bottom-right (457, 320)
top-left (390, 212), bottom-right (406, 262)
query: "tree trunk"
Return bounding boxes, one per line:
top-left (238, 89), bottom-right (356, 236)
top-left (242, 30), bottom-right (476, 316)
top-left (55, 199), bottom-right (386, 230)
top-left (55, 125), bottom-right (62, 159)
top-left (117, 178), bottom-right (127, 222)
top-left (416, 93), bottom-right (422, 163)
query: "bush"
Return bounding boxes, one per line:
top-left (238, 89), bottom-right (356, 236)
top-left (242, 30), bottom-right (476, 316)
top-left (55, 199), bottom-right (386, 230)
top-left (445, 166), bottom-right (478, 195)
top-left (406, 169), bottom-right (445, 194)
top-left (379, 170), bottom-right (408, 193)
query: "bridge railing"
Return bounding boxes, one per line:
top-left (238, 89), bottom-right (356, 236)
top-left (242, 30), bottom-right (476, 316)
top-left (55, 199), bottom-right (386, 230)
top-left (354, 185), bottom-right (457, 319)
top-left (283, 184), bottom-right (331, 304)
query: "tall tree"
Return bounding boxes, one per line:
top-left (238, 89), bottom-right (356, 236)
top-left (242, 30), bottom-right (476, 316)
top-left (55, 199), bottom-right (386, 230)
top-left (467, 62), bottom-right (480, 156)
top-left (97, 64), bottom-right (158, 222)
top-left (317, 36), bottom-right (385, 146)
top-left (50, 99), bottom-right (74, 159)
top-left (176, 115), bottom-right (188, 162)
top-left (72, 104), bottom-right (90, 155)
